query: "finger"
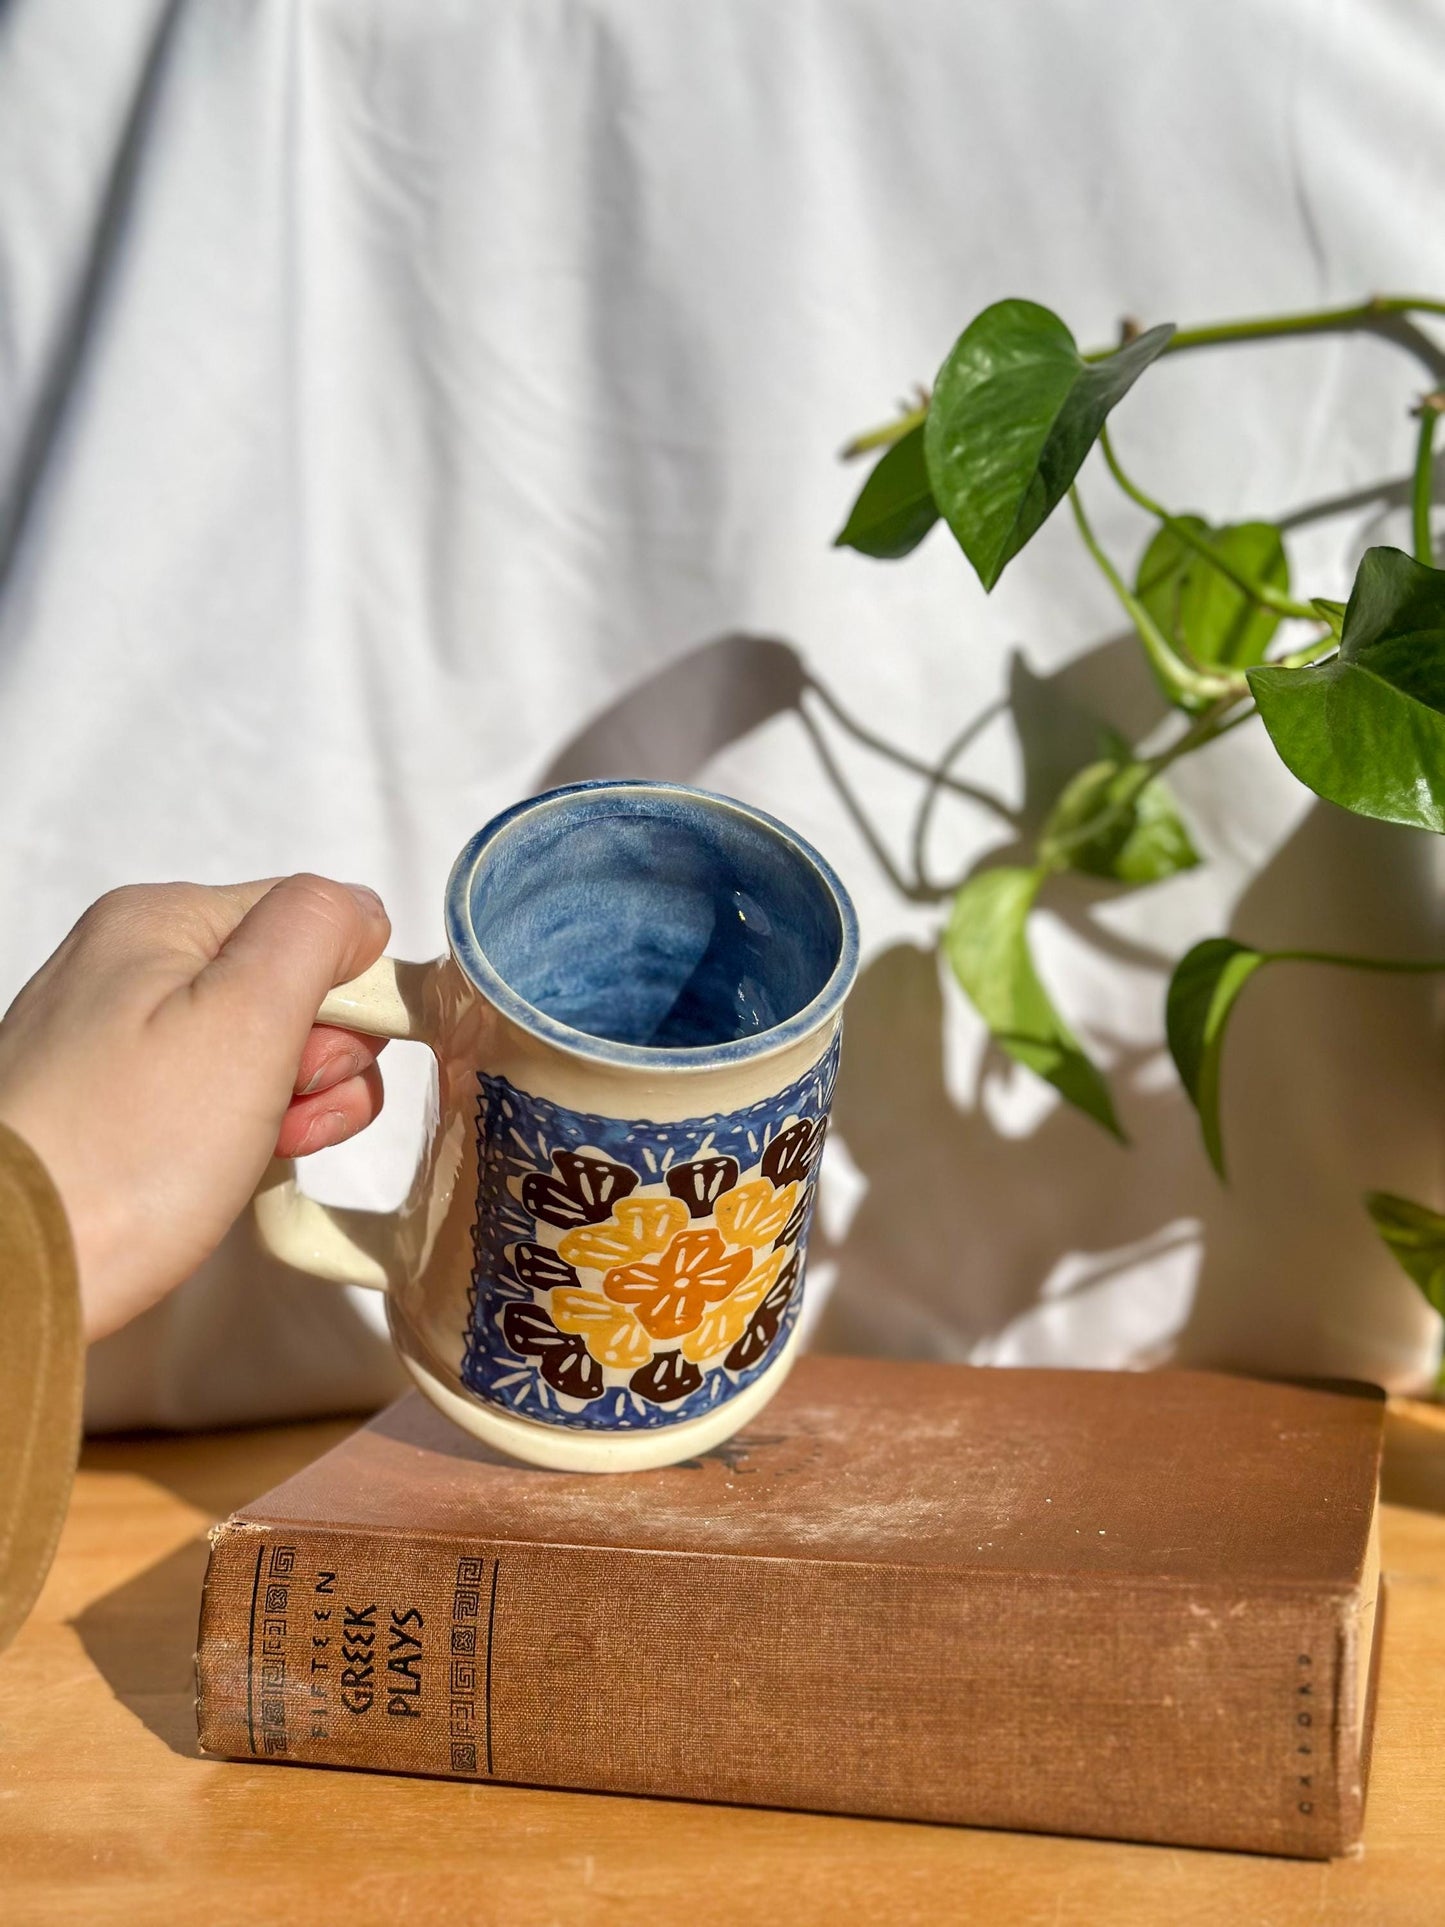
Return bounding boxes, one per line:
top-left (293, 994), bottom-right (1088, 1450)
top-left (193, 874), bottom-right (391, 1051)
top-left (68, 879), bottom-right (286, 968)
top-left (62, 878), bottom-right (368, 985)
top-left (276, 1062), bottom-right (386, 1159)
top-left (293, 1024), bottom-right (388, 1098)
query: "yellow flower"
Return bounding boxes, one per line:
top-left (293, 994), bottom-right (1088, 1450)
top-left (604, 1228), bottom-right (752, 1340)
top-left (713, 1178), bottom-right (800, 1248)
top-left (679, 1248), bottom-right (790, 1363)
top-left (557, 1195), bottom-right (688, 1272)
top-left (550, 1287), bottom-right (653, 1370)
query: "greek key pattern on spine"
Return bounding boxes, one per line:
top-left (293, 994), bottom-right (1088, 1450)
top-left (251, 1542), bottom-right (296, 1757)
top-left (448, 1555), bottom-right (499, 1774)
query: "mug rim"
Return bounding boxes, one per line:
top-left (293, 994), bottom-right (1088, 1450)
top-left (443, 779), bottom-right (860, 1071)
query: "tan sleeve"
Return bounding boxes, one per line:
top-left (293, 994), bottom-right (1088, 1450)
top-left (0, 1120), bottom-right (83, 1655)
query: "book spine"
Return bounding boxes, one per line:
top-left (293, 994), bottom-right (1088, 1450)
top-left (196, 1518), bottom-right (1363, 1856)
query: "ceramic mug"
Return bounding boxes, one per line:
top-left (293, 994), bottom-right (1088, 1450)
top-left (255, 780), bottom-right (859, 1472)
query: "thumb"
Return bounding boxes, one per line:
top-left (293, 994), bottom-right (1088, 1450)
top-left (194, 874), bottom-right (391, 1052)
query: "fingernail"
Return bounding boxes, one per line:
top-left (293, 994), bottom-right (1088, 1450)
top-left (344, 883), bottom-right (385, 917)
top-left (296, 1109), bottom-right (350, 1155)
top-left (300, 1048), bottom-right (362, 1096)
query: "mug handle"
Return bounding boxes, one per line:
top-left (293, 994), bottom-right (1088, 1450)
top-left (253, 956), bottom-right (441, 1291)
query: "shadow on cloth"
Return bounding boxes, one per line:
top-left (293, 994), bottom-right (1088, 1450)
top-left (529, 623), bottom-right (1438, 1385)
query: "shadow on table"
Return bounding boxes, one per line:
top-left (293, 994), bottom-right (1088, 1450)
top-left (80, 1416), bottom-right (362, 1517)
top-left (73, 1419), bottom-right (363, 1757)
top-left (74, 1537), bottom-right (212, 1758)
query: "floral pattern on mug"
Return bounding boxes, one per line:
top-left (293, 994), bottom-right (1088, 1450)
top-left (603, 1229), bottom-right (752, 1340)
top-left (463, 1031), bottom-right (839, 1431)
top-left (555, 1196), bottom-right (687, 1271)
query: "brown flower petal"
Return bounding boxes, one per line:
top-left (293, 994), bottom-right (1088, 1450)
top-left (630, 1349), bottom-right (704, 1404)
top-left (511, 1242), bottom-right (580, 1291)
top-left (541, 1345), bottom-right (605, 1402)
top-left (556, 1151), bottom-right (639, 1215)
top-left (522, 1152), bottom-right (639, 1229)
top-left (771, 1189), bottom-right (811, 1252)
top-left (500, 1300), bottom-right (604, 1401)
top-left (666, 1155), bottom-right (741, 1219)
top-left (760, 1116), bottom-right (825, 1187)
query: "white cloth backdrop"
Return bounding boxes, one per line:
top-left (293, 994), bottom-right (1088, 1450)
top-left (1, 0), bottom-right (1440, 1428)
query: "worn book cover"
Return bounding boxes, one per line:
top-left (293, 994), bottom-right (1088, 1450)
top-left (196, 1357), bottom-right (1384, 1857)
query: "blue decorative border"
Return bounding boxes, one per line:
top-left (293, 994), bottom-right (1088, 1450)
top-left (462, 1033), bottom-right (839, 1430)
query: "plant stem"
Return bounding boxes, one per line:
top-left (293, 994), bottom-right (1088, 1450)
top-left (1190, 699), bottom-right (1259, 746)
top-left (1068, 487), bottom-right (1243, 707)
top-left (839, 405), bottom-right (928, 461)
top-left (1144, 697), bottom-right (1253, 778)
top-left (1161, 295), bottom-right (1445, 354)
top-left (1038, 695), bottom-right (1248, 866)
top-left (1084, 296), bottom-right (1445, 364)
top-left (1273, 631), bottom-right (1340, 671)
top-left (1413, 400), bottom-right (1442, 564)
top-left (1273, 949), bottom-right (1445, 974)
top-left (1099, 430), bottom-right (1319, 620)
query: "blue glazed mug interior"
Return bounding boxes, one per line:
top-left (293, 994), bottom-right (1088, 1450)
top-left (446, 782), bottom-right (857, 1061)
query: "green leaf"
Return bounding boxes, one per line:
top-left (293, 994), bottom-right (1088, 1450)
top-left (1310, 597), bottom-right (1347, 636)
top-left (924, 301), bottom-right (1174, 591)
top-left (1248, 546), bottom-right (1445, 833)
top-left (1165, 938), bottom-right (1268, 1177)
top-left (1039, 756), bottom-right (1200, 884)
top-left (1135, 517), bottom-right (1288, 668)
top-left (833, 423), bottom-right (939, 559)
top-left (1366, 1191), bottom-right (1445, 1315)
top-left (944, 866), bottom-right (1125, 1139)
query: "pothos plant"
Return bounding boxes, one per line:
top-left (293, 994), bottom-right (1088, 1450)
top-left (835, 295), bottom-right (1445, 1365)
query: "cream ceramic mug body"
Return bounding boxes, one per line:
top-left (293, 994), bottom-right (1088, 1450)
top-left (255, 780), bottom-right (859, 1472)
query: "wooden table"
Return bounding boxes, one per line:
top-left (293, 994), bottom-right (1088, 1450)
top-left (3, 1405), bottom-right (1444, 1926)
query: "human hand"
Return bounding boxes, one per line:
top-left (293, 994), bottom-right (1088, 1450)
top-left (0, 876), bottom-right (392, 1341)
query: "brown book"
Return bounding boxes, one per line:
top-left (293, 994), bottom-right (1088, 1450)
top-left (195, 1357), bottom-right (1384, 1856)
